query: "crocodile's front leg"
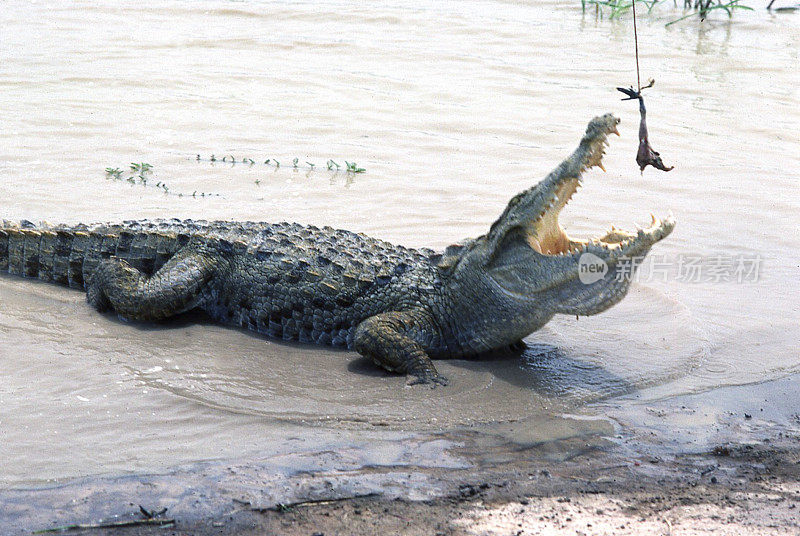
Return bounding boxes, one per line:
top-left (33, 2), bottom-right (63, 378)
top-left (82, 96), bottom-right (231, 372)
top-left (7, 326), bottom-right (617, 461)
top-left (354, 311), bottom-right (449, 387)
top-left (87, 245), bottom-right (220, 321)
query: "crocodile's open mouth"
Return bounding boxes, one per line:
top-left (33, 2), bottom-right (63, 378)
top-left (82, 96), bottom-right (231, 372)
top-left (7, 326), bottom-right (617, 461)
top-left (526, 120), bottom-right (674, 258)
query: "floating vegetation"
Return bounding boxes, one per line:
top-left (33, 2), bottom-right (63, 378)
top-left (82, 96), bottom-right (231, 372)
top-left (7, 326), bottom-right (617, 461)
top-left (194, 154), bottom-right (367, 174)
top-left (107, 153), bottom-right (364, 198)
top-left (345, 160), bottom-right (366, 173)
top-left (767, 0), bottom-right (799, 12)
top-left (104, 163), bottom-right (220, 199)
top-left (581, 0), bottom-right (754, 25)
top-left (104, 167), bottom-right (124, 180)
top-left (129, 162), bottom-right (153, 174)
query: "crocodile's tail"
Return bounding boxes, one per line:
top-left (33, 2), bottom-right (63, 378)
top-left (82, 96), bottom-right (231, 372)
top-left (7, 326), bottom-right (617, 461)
top-left (0, 220), bottom-right (187, 290)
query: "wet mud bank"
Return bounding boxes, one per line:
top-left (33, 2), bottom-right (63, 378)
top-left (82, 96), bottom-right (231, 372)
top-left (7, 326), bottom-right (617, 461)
top-left (6, 375), bottom-right (800, 535)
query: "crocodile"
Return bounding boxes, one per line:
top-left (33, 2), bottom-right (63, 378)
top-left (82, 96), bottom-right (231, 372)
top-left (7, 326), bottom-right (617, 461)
top-left (0, 114), bottom-right (674, 386)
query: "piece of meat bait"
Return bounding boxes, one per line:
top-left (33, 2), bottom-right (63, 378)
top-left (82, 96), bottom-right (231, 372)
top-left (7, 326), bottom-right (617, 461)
top-left (617, 86), bottom-right (674, 173)
top-left (634, 96), bottom-right (673, 172)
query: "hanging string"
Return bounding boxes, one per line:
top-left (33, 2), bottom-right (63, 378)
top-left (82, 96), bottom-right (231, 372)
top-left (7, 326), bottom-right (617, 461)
top-left (615, 1), bottom-right (673, 172)
top-left (632, 0), bottom-right (641, 92)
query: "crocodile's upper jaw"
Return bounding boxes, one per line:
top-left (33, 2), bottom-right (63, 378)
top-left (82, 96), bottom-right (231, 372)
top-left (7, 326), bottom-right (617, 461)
top-left (525, 123), bottom-right (675, 260)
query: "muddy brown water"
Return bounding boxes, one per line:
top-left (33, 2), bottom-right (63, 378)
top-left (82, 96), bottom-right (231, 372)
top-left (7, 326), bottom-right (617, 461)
top-left (0, 1), bottom-right (798, 487)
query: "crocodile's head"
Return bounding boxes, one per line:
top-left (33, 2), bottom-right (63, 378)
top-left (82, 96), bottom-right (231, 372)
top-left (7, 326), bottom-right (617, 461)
top-left (441, 114), bottom-right (675, 324)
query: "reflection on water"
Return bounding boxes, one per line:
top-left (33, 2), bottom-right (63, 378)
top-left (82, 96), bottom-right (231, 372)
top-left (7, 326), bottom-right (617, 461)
top-left (0, 0), bottom-right (797, 485)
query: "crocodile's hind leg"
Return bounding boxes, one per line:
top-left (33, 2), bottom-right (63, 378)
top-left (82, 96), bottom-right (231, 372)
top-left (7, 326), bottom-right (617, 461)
top-left (354, 311), bottom-right (448, 387)
top-left (87, 246), bottom-right (220, 321)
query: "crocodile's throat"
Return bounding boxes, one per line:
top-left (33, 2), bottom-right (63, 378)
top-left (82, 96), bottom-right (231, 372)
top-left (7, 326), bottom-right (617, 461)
top-left (525, 133), bottom-right (672, 258)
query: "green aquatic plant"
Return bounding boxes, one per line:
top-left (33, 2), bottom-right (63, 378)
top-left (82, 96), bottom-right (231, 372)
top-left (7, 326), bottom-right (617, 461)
top-left (581, 0), bottom-right (753, 24)
top-left (104, 163), bottom-right (220, 199)
top-left (194, 155), bottom-right (366, 174)
top-left (129, 162), bottom-right (153, 174)
top-left (345, 161), bottom-right (366, 173)
top-left (767, 0), bottom-right (799, 11)
top-left (665, 0), bottom-right (753, 25)
top-left (105, 167), bottom-right (123, 180)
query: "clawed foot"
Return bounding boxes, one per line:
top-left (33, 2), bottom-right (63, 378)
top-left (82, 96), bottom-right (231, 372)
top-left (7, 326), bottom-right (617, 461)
top-left (406, 372), bottom-right (450, 388)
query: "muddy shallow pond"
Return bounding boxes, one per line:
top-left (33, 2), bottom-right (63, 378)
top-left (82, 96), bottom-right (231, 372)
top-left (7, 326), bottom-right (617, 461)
top-left (0, 0), bottom-right (798, 490)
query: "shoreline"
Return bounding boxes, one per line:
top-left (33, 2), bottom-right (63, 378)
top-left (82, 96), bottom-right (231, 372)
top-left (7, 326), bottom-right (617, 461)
top-left (9, 433), bottom-right (798, 535)
top-left (6, 375), bottom-right (800, 535)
